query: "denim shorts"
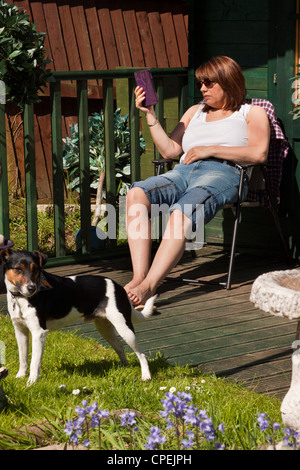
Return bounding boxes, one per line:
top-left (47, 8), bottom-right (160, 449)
top-left (131, 160), bottom-right (248, 230)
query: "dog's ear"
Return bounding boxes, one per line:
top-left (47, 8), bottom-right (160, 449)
top-left (0, 247), bottom-right (12, 265)
top-left (33, 251), bottom-right (48, 268)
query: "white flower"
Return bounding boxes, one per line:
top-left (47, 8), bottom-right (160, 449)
top-left (169, 386), bottom-right (176, 393)
top-left (201, 379), bottom-right (206, 384)
top-left (72, 389), bottom-right (80, 395)
top-left (59, 384), bottom-right (66, 389)
top-left (185, 386), bottom-right (191, 390)
top-left (159, 386), bottom-right (167, 391)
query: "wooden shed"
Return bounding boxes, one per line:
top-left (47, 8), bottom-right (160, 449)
top-left (2, 0), bottom-right (300, 260)
top-left (4, 0), bottom-right (188, 200)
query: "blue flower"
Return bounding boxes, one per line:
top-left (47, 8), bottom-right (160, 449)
top-left (145, 426), bottom-right (166, 450)
top-left (64, 420), bottom-right (74, 436)
top-left (215, 442), bottom-right (225, 450)
top-left (273, 422), bottom-right (281, 431)
top-left (90, 409), bottom-right (110, 428)
top-left (218, 423), bottom-right (226, 434)
top-left (257, 413), bottom-right (269, 431)
top-left (181, 438), bottom-right (194, 449)
top-left (120, 411), bottom-right (137, 427)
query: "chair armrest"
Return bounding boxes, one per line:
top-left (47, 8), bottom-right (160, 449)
top-left (152, 158), bottom-right (179, 175)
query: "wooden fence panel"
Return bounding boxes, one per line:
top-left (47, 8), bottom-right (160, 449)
top-left (123, 9), bottom-right (145, 67)
top-left (148, 11), bottom-right (169, 68)
top-left (97, 8), bottom-right (120, 70)
top-left (58, 4), bottom-right (81, 72)
top-left (136, 11), bottom-right (157, 68)
top-left (85, 5), bottom-right (108, 70)
top-left (110, 9), bottom-right (133, 67)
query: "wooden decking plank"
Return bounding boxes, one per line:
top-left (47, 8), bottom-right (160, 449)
top-left (135, 310), bottom-right (291, 340)
top-left (161, 332), bottom-right (295, 366)
top-left (138, 320), bottom-right (296, 355)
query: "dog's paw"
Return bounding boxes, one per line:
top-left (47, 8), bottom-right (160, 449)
top-left (141, 372), bottom-right (151, 381)
top-left (27, 375), bottom-right (39, 386)
top-left (16, 369), bottom-right (27, 378)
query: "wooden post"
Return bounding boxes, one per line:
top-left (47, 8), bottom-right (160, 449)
top-left (51, 81), bottom-right (66, 257)
top-left (24, 103), bottom-right (38, 251)
top-left (0, 103), bottom-right (10, 238)
top-left (77, 80), bottom-right (91, 254)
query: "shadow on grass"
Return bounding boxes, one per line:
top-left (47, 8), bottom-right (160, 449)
top-left (57, 350), bottom-right (172, 378)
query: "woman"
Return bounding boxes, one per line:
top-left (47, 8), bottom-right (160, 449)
top-left (125, 56), bottom-right (270, 306)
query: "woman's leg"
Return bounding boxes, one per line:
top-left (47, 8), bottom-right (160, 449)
top-left (125, 187), bottom-right (152, 291)
top-left (126, 209), bottom-right (191, 305)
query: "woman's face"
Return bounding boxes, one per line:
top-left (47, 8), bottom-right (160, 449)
top-left (200, 80), bottom-right (226, 110)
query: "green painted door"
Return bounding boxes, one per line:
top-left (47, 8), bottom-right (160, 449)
top-left (269, 0), bottom-right (300, 258)
top-left (188, 0), bottom-right (300, 257)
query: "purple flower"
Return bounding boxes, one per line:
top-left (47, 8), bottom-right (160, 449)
top-left (145, 426), bottom-right (166, 450)
top-left (160, 391), bottom-right (191, 421)
top-left (218, 423), bottom-right (226, 434)
top-left (64, 419), bottom-right (82, 447)
top-left (120, 411), bottom-right (137, 427)
top-left (90, 409), bottom-right (110, 428)
top-left (215, 442), bottom-right (225, 450)
top-left (86, 401), bottom-right (98, 416)
top-left (181, 438), bottom-right (194, 449)
top-left (200, 418), bottom-right (216, 441)
top-left (119, 411), bottom-right (138, 433)
top-left (64, 420), bottom-right (74, 436)
top-left (199, 410), bottom-right (208, 419)
top-left (273, 422), bottom-right (281, 431)
top-left (257, 413), bottom-right (269, 431)
top-left (183, 405), bottom-right (200, 426)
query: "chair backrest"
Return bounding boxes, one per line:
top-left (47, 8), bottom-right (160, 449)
top-left (245, 99), bottom-right (289, 204)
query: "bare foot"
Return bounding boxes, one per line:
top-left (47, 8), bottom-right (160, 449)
top-left (124, 276), bottom-right (145, 296)
top-left (126, 281), bottom-right (156, 306)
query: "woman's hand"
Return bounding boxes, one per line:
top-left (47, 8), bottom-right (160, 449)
top-left (183, 146), bottom-right (213, 164)
top-left (135, 86), bottom-right (156, 122)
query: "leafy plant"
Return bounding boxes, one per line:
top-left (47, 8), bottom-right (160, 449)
top-left (0, 0), bottom-right (52, 108)
top-left (62, 109), bottom-right (145, 225)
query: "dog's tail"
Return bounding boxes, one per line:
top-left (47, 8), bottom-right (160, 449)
top-left (131, 295), bottom-right (157, 322)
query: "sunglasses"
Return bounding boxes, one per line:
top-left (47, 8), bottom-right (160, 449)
top-left (197, 78), bottom-right (216, 89)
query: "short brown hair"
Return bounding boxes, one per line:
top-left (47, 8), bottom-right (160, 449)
top-left (195, 56), bottom-right (246, 112)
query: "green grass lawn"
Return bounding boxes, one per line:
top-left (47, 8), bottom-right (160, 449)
top-left (0, 312), bottom-right (287, 450)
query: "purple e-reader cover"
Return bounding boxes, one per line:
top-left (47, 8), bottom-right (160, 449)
top-left (134, 69), bottom-right (158, 107)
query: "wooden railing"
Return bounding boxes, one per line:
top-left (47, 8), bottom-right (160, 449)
top-left (0, 68), bottom-right (188, 265)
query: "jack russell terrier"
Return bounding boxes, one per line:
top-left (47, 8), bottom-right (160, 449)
top-left (0, 249), bottom-right (156, 385)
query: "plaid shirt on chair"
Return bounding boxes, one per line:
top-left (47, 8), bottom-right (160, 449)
top-left (246, 98), bottom-right (289, 204)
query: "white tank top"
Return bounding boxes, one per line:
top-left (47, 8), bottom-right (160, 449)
top-left (180, 103), bottom-right (252, 163)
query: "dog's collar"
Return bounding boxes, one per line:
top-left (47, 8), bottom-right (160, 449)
top-left (9, 291), bottom-right (24, 298)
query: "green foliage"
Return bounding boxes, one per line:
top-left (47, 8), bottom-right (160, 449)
top-left (62, 109), bottom-right (146, 198)
top-left (0, 0), bottom-right (52, 108)
top-left (0, 313), bottom-right (284, 450)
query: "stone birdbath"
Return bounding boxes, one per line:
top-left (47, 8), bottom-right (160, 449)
top-left (250, 269), bottom-right (300, 434)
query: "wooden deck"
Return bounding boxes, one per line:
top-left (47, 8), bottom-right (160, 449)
top-left (1, 246), bottom-right (299, 399)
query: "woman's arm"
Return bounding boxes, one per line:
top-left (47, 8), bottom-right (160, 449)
top-left (135, 86), bottom-right (199, 159)
top-left (183, 106), bottom-right (271, 165)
